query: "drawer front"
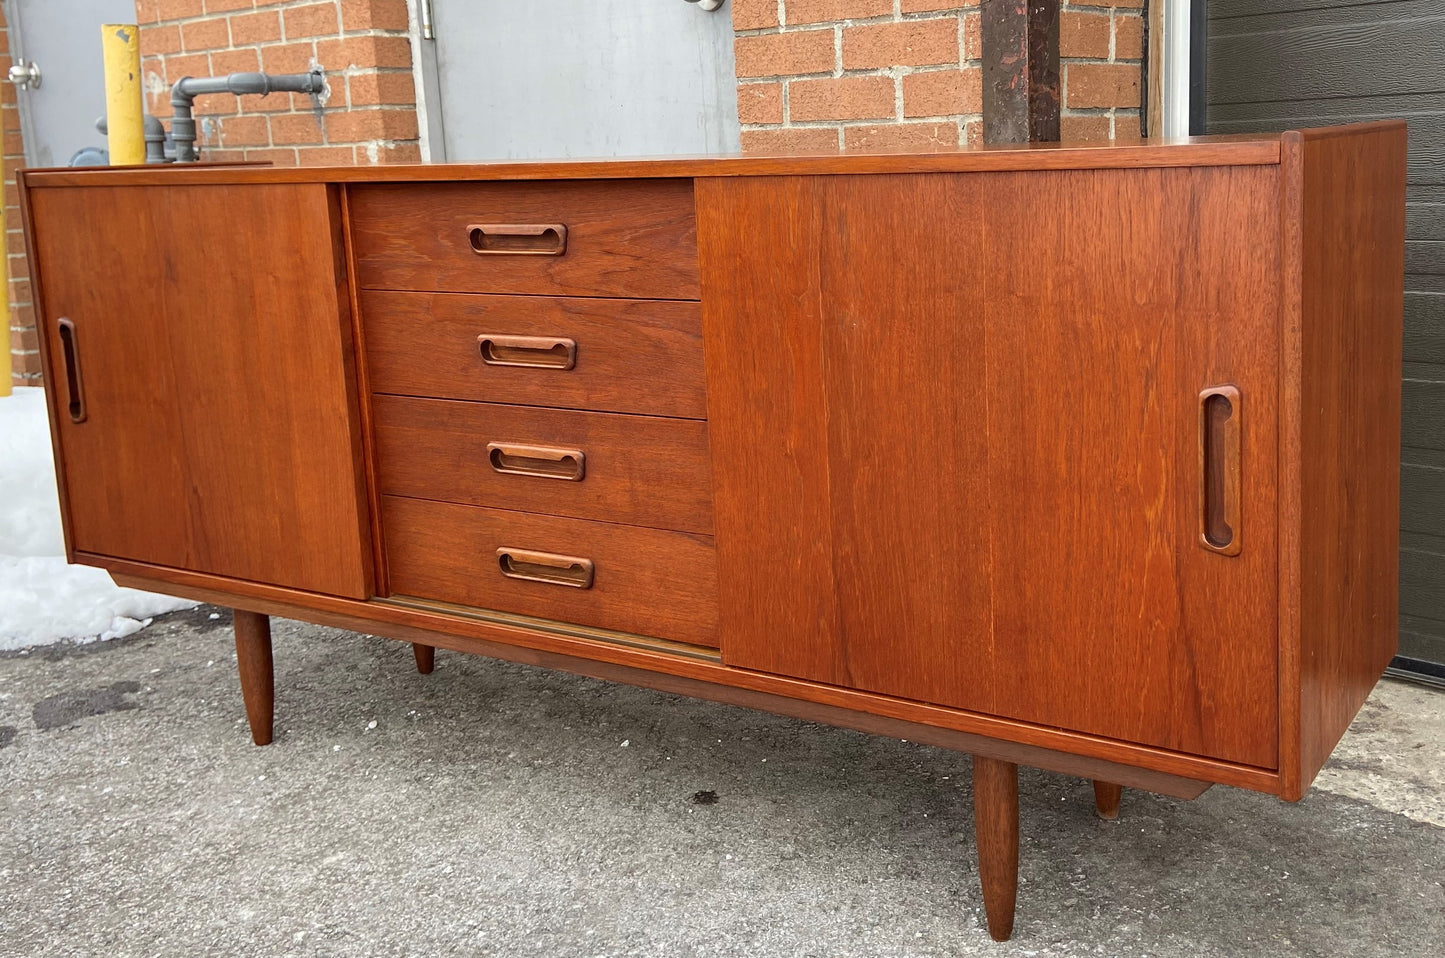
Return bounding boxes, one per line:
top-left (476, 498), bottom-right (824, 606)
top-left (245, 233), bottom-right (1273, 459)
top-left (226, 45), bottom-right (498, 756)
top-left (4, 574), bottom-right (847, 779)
top-left (348, 180), bottom-right (699, 300)
top-left (361, 291), bottom-right (707, 419)
top-left (382, 496), bottom-right (718, 647)
top-left (372, 396), bottom-right (714, 534)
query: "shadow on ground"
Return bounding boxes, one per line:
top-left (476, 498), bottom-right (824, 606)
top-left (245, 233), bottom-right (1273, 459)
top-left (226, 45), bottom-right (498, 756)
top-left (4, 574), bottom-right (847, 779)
top-left (0, 608), bottom-right (1440, 957)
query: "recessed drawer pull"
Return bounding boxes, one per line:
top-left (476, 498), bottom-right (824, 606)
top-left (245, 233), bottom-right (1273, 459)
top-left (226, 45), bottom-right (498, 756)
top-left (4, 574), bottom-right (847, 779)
top-left (467, 222), bottom-right (567, 256)
top-left (486, 442), bottom-right (586, 481)
top-left (496, 548), bottom-right (595, 589)
top-left (57, 317), bottom-right (87, 424)
top-left (1198, 384), bottom-right (1242, 556)
top-left (477, 334), bottom-right (578, 370)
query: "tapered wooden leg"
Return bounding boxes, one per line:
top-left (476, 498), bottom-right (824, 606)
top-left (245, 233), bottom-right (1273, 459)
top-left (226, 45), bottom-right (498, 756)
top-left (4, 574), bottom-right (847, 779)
top-left (973, 756), bottom-right (1019, 942)
top-left (1093, 780), bottom-right (1123, 820)
top-left (412, 643), bottom-right (435, 674)
top-left (233, 610), bottom-right (274, 746)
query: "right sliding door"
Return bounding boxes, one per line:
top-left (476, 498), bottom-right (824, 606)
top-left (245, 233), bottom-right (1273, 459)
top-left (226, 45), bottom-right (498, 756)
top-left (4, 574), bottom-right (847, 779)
top-left (976, 166), bottom-right (1280, 768)
top-left (701, 166), bottom-right (1281, 769)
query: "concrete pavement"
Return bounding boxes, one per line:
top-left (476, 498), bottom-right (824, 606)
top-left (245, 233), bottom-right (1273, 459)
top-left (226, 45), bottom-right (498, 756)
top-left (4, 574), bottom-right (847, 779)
top-left (1, 607), bottom-right (1441, 957)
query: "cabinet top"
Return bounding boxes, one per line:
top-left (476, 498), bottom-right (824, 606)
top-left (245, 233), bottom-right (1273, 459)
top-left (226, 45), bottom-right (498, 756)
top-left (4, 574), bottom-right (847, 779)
top-left (16, 124), bottom-right (1403, 189)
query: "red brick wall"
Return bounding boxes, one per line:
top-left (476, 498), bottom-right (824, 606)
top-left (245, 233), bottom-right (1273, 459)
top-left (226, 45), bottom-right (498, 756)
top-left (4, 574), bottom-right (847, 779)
top-left (1060, 1), bottom-right (1142, 140)
top-left (731, 0), bottom-right (1141, 152)
top-left (1, 6), bottom-right (35, 385)
top-left (135, 0), bottom-right (421, 166)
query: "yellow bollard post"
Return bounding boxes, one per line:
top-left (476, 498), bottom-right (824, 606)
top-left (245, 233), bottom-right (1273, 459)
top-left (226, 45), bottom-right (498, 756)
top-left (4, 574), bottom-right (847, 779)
top-left (101, 24), bottom-right (144, 166)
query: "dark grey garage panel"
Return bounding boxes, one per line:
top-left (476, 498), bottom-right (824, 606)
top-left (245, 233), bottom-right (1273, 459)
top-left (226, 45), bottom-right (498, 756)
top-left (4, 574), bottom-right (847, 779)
top-left (1401, 620), bottom-right (1445, 667)
top-left (1406, 293), bottom-right (1445, 364)
top-left (1407, 244), bottom-right (1445, 276)
top-left (1210, 19), bottom-right (1445, 105)
top-left (1401, 464), bottom-right (1445, 538)
top-left (1409, 204), bottom-right (1445, 240)
top-left (1401, 550), bottom-right (1445, 623)
top-left (1403, 374), bottom-right (1445, 451)
top-left (1211, 0), bottom-right (1433, 16)
top-left (1210, 0), bottom-right (1445, 670)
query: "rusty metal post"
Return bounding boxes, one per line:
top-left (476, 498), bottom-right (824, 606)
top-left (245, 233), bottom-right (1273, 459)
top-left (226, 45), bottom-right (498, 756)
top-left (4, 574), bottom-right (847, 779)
top-left (981, 0), bottom-right (1061, 144)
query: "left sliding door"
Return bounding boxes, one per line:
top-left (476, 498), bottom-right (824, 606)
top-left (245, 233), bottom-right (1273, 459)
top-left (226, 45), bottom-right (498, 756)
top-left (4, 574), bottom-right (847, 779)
top-left (26, 182), bottom-right (371, 599)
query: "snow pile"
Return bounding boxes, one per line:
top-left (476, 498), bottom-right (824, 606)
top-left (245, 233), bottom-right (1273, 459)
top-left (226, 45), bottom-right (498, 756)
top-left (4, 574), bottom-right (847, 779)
top-left (0, 387), bottom-right (195, 650)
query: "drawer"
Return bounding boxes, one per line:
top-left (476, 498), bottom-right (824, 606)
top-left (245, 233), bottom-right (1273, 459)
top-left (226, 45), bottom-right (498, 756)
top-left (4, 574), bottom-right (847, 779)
top-left (382, 496), bottom-right (718, 647)
top-left (372, 395), bottom-right (714, 534)
top-left (348, 180), bottom-right (699, 300)
top-left (361, 291), bottom-right (707, 419)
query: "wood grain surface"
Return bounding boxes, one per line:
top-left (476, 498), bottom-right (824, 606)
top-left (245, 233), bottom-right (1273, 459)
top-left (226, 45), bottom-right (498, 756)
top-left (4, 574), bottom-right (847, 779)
top-left (371, 395), bottom-right (714, 534)
top-left (348, 180), bottom-right (700, 300)
top-left (18, 136), bottom-right (1284, 191)
top-left (979, 165), bottom-right (1281, 769)
top-left (973, 756), bottom-right (1020, 942)
top-left (1282, 122), bottom-right (1406, 797)
top-left (360, 291), bottom-right (707, 419)
top-left (26, 183), bottom-right (371, 598)
top-left (700, 166), bottom-right (1282, 768)
top-left (382, 496), bottom-right (719, 646)
top-left (1092, 780), bottom-right (1123, 820)
top-left (233, 610), bottom-right (274, 746)
top-left (697, 175), bottom-right (844, 682)
top-left (339, 186), bottom-right (391, 598)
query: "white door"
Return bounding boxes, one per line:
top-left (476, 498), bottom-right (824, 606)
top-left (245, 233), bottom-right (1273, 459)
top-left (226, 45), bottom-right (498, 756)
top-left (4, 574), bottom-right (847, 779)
top-left (7, 0), bottom-right (138, 167)
top-left (428, 0), bottom-right (740, 160)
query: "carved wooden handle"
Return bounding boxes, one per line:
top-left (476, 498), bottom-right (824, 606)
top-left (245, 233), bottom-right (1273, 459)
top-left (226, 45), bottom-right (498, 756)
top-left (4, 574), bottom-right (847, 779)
top-left (57, 317), bottom-right (87, 423)
top-left (487, 442), bottom-right (586, 481)
top-left (496, 549), bottom-right (595, 589)
top-left (477, 334), bottom-right (577, 370)
top-left (1199, 385), bottom-right (1242, 556)
top-left (467, 223), bottom-right (567, 255)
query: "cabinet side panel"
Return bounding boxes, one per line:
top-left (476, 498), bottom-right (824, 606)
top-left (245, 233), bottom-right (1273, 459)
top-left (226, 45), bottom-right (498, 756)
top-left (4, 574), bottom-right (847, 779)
top-left (18, 176), bottom-right (78, 564)
top-left (697, 176), bottom-right (847, 684)
top-left (1295, 123), bottom-right (1407, 794)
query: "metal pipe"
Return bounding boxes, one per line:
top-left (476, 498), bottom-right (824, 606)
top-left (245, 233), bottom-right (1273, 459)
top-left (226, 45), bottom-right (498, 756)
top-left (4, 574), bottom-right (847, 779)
top-left (143, 115), bottom-right (168, 164)
top-left (1161, 0), bottom-right (1190, 138)
top-left (170, 71), bottom-right (325, 162)
top-left (96, 114), bottom-right (175, 164)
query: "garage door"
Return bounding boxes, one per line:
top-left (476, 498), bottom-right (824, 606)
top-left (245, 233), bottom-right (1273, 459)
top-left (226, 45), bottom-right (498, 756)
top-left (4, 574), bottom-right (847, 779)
top-left (1208, 0), bottom-right (1445, 679)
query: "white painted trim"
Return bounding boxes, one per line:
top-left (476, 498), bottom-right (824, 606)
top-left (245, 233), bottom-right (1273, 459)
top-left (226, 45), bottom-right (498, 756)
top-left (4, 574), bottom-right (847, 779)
top-left (406, 0), bottom-right (446, 163)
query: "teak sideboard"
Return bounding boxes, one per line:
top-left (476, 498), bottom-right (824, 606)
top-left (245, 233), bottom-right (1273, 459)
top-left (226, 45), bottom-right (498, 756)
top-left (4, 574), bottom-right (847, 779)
top-left (20, 123), bottom-right (1405, 942)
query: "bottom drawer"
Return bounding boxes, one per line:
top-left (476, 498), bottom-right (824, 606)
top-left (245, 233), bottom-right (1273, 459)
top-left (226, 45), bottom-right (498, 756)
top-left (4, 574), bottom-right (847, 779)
top-left (382, 496), bottom-right (718, 647)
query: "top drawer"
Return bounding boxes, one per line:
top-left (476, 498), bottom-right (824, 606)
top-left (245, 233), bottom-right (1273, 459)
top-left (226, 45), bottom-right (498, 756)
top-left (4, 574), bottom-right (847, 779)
top-left (348, 180), bottom-right (700, 300)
